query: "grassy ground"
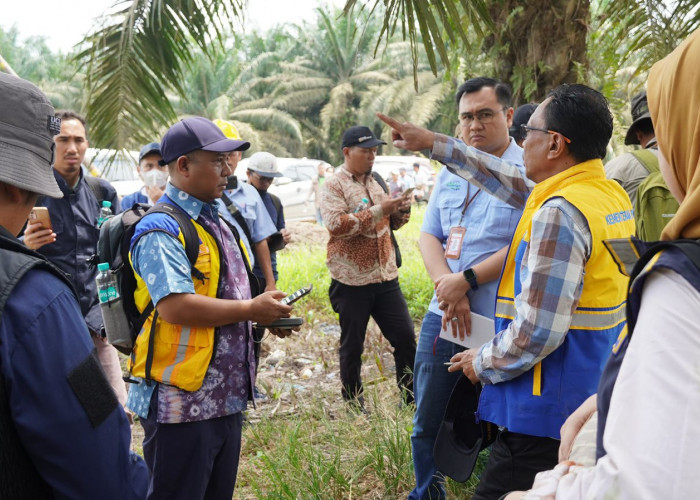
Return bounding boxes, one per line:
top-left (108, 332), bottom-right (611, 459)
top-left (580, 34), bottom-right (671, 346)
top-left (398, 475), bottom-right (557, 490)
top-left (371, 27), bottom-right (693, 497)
top-left (128, 205), bottom-right (486, 498)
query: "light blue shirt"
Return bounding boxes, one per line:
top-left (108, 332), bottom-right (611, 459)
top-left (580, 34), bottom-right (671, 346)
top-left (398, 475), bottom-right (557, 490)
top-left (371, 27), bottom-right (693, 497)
top-left (421, 137), bottom-right (525, 318)
top-left (217, 181), bottom-right (277, 265)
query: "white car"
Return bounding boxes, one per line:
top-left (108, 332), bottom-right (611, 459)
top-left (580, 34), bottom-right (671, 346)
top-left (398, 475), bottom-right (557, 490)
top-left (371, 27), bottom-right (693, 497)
top-left (83, 148), bottom-right (142, 199)
top-left (371, 155), bottom-right (435, 183)
top-left (236, 157), bottom-right (321, 221)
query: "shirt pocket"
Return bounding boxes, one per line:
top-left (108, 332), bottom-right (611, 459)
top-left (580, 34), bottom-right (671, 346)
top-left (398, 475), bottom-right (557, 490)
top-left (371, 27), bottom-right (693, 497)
top-left (438, 191), bottom-right (468, 236)
top-left (485, 203), bottom-right (522, 238)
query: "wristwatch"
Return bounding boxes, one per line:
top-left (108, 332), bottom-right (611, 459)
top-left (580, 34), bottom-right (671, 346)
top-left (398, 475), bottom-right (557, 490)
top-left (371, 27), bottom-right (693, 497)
top-left (462, 268), bottom-right (479, 291)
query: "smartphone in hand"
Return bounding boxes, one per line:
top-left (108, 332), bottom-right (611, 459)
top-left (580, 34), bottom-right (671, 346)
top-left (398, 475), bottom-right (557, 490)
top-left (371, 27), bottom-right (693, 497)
top-left (280, 284), bottom-right (313, 306)
top-left (28, 207), bottom-right (52, 230)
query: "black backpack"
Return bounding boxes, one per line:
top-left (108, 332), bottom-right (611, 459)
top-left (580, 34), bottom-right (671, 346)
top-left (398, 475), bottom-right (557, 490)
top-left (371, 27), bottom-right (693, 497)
top-left (93, 202), bottom-right (203, 355)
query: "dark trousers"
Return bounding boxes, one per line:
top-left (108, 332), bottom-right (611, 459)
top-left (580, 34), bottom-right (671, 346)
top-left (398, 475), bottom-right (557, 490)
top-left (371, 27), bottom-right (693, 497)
top-left (472, 430), bottom-right (559, 500)
top-left (328, 278), bottom-right (416, 403)
top-left (141, 395), bottom-right (244, 500)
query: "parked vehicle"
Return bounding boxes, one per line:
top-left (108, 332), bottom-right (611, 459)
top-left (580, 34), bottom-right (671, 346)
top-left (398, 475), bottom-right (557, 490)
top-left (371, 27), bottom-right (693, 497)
top-left (372, 155), bottom-right (437, 200)
top-left (83, 148), bottom-right (141, 199)
top-left (236, 157), bottom-right (321, 221)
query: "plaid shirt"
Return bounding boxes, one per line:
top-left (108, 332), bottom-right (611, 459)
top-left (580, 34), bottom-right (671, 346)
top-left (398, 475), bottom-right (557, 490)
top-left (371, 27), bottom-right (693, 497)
top-left (432, 134), bottom-right (592, 384)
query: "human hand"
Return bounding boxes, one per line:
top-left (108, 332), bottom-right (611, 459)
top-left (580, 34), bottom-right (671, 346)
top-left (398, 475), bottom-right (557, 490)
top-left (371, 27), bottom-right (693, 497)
top-left (447, 349), bottom-right (479, 383)
top-left (435, 272), bottom-right (470, 305)
top-left (23, 221), bottom-right (56, 250)
top-left (249, 290), bottom-right (291, 324)
top-left (268, 326), bottom-right (299, 338)
top-left (379, 196), bottom-right (407, 216)
top-left (281, 228), bottom-right (291, 245)
top-left (559, 394), bottom-right (597, 462)
top-left (376, 112), bottom-right (436, 151)
top-left (264, 281), bottom-right (278, 292)
top-left (146, 184), bottom-right (166, 204)
top-left (441, 295), bottom-right (472, 340)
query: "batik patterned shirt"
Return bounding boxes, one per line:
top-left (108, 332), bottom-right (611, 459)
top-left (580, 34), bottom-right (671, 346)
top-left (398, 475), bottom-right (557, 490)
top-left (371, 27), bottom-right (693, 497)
top-left (320, 167), bottom-right (407, 286)
top-left (127, 183), bottom-right (254, 423)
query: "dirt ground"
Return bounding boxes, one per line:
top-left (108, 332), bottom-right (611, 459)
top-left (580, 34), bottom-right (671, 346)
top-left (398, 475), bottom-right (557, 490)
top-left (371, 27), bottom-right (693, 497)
top-left (284, 218), bottom-right (329, 248)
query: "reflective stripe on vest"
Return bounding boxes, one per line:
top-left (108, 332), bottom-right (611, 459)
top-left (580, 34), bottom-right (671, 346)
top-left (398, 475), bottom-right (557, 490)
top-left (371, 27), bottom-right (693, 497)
top-left (128, 218), bottom-right (220, 392)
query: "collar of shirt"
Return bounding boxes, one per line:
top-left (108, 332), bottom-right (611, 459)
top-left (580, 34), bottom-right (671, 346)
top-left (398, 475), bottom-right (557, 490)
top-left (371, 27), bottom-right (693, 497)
top-left (163, 182), bottom-right (219, 221)
top-left (501, 136), bottom-right (525, 165)
top-left (339, 165), bottom-right (371, 186)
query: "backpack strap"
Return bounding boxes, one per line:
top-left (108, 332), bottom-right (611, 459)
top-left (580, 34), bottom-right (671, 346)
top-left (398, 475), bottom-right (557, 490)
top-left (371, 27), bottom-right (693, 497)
top-left (371, 171), bottom-right (389, 193)
top-left (370, 171), bottom-right (403, 268)
top-left (626, 239), bottom-right (700, 334)
top-left (269, 193), bottom-right (283, 220)
top-left (630, 149), bottom-right (659, 175)
top-left (221, 191), bottom-right (255, 253)
top-left (138, 201), bottom-right (204, 385)
top-left (84, 175), bottom-right (106, 206)
top-left (219, 215), bottom-right (261, 298)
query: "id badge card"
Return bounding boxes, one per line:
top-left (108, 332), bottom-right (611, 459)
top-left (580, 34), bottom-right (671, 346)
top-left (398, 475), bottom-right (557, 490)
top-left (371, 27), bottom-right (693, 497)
top-left (444, 226), bottom-right (466, 259)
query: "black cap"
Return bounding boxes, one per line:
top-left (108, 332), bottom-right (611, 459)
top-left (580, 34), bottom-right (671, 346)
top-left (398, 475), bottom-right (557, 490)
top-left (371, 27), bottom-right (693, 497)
top-left (341, 125), bottom-right (386, 149)
top-left (509, 103), bottom-right (537, 141)
top-left (624, 91), bottom-right (652, 145)
top-left (433, 375), bottom-right (497, 483)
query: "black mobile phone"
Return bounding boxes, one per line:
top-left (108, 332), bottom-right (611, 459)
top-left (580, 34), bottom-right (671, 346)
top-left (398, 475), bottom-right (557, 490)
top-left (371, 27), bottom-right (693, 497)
top-left (256, 317), bottom-right (303, 329)
top-left (280, 284), bottom-right (313, 306)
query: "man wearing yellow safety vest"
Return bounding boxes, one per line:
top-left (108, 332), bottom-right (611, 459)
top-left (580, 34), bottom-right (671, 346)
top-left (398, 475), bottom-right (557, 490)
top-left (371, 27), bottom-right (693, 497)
top-left (125, 116), bottom-right (296, 499)
top-left (378, 84), bottom-right (635, 500)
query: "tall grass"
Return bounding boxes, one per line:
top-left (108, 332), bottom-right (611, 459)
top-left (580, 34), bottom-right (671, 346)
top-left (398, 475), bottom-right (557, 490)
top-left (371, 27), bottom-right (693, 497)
top-left (235, 206), bottom-right (483, 499)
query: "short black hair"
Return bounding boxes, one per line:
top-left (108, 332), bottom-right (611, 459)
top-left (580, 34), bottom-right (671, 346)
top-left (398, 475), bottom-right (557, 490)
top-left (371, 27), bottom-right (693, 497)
top-left (543, 84), bottom-right (612, 162)
top-left (455, 77), bottom-right (512, 108)
top-left (55, 110), bottom-right (88, 137)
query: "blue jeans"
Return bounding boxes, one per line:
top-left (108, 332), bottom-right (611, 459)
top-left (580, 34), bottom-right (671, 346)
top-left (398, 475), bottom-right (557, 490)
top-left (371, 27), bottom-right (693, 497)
top-left (409, 311), bottom-right (463, 500)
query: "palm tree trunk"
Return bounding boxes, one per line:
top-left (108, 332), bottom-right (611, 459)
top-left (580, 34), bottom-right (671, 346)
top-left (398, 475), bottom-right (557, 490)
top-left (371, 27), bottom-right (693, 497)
top-left (486, 0), bottom-right (590, 103)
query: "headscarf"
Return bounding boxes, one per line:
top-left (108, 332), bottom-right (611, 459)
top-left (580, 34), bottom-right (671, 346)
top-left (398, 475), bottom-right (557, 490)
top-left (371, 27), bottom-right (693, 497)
top-left (647, 28), bottom-right (700, 240)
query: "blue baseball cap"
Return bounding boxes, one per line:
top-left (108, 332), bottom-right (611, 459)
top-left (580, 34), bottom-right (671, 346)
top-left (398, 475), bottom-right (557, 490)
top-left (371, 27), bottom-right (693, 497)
top-left (159, 117), bottom-right (250, 165)
top-left (139, 142), bottom-right (161, 163)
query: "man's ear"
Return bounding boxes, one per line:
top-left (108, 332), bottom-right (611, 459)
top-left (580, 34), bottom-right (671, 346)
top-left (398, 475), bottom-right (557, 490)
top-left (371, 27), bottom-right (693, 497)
top-left (505, 107), bottom-right (514, 128)
top-left (175, 155), bottom-right (190, 175)
top-left (547, 134), bottom-right (568, 160)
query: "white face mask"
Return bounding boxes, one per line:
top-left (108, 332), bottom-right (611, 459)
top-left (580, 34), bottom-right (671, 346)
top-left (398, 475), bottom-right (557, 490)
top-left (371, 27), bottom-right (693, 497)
top-left (143, 169), bottom-right (169, 188)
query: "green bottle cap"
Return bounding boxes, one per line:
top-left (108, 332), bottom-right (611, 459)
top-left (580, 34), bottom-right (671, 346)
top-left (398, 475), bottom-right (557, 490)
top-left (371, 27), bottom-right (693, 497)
top-left (102, 200), bottom-right (111, 208)
top-left (97, 262), bottom-right (110, 272)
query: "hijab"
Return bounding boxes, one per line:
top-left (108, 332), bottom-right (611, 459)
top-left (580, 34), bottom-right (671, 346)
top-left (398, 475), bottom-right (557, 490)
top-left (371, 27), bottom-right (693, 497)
top-left (647, 28), bottom-right (700, 240)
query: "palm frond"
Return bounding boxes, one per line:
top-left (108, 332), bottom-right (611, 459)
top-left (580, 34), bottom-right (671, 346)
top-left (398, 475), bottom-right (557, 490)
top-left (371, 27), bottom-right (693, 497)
top-left (76, 0), bottom-right (244, 148)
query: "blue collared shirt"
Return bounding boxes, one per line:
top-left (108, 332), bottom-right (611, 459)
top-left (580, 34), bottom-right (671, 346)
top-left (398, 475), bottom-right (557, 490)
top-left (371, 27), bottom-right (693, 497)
top-left (422, 137), bottom-right (525, 318)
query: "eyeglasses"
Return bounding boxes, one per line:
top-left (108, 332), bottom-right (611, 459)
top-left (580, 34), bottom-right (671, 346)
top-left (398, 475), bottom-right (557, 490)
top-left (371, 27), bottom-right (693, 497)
top-left (252, 172), bottom-right (274, 183)
top-left (520, 124), bottom-right (572, 144)
top-left (459, 107), bottom-right (507, 125)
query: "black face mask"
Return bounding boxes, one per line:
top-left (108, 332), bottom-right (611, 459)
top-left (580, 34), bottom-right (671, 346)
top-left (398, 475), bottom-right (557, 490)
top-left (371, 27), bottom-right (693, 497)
top-left (225, 176), bottom-right (238, 190)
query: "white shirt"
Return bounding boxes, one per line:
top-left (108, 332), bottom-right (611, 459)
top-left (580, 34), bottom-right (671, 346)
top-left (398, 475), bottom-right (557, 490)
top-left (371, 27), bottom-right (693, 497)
top-left (524, 269), bottom-right (700, 499)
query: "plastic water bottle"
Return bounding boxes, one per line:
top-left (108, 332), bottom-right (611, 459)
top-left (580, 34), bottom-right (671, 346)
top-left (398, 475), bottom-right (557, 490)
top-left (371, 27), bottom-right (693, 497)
top-left (97, 200), bottom-right (112, 227)
top-left (95, 262), bottom-right (132, 350)
top-left (353, 197), bottom-right (369, 213)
